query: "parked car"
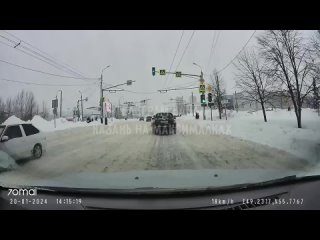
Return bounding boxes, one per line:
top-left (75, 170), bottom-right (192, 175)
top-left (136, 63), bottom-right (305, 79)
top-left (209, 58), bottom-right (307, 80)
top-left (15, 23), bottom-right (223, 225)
top-left (146, 116), bottom-right (152, 122)
top-left (0, 123), bottom-right (47, 161)
top-left (139, 117), bottom-right (144, 121)
top-left (151, 112), bottom-right (176, 135)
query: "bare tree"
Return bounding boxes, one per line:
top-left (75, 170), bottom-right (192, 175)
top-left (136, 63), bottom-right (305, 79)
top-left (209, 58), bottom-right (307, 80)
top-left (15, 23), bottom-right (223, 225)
top-left (24, 91), bottom-right (37, 120)
top-left (234, 49), bottom-right (277, 122)
top-left (40, 101), bottom-right (49, 119)
top-left (257, 30), bottom-right (314, 128)
top-left (210, 71), bottom-right (225, 119)
top-left (0, 97), bottom-right (6, 123)
top-left (13, 90), bottom-right (25, 120)
top-left (5, 98), bottom-right (13, 117)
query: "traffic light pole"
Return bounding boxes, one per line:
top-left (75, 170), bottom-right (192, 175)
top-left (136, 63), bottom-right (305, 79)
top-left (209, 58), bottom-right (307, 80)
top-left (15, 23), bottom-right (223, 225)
top-left (100, 74), bottom-right (104, 124)
top-left (192, 92), bottom-right (194, 116)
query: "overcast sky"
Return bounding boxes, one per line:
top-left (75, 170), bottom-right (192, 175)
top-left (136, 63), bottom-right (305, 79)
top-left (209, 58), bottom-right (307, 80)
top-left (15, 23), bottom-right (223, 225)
top-left (0, 30), bottom-right (314, 115)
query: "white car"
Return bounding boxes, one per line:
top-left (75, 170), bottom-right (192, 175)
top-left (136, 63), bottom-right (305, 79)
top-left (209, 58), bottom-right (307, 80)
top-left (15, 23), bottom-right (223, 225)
top-left (0, 123), bottom-right (47, 161)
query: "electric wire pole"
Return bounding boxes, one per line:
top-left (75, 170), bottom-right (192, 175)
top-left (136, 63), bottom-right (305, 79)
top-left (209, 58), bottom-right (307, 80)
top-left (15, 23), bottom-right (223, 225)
top-left (192, 92), bottom-right (194, 116)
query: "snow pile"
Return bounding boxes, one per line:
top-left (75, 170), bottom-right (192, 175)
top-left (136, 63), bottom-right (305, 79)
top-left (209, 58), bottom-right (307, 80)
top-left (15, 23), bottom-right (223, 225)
top-left (2, 115), bottom-right (25, 125)
top-left (181, 108), bottom-right (320, 164)
top-left (1, 115), bottom-right (111, 132)
top-left (31, 116), bottom-right (104, 132)
top-left (29, 115), bottom-right (52, 131)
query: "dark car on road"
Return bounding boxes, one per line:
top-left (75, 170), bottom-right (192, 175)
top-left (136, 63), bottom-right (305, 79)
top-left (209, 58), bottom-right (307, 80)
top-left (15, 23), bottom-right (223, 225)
top-left (139, 117), bottom-right (144, 121)
top-left (146, 116), bottom-right (152, 122)
top-left (152, 112), bottom-right (176, 135)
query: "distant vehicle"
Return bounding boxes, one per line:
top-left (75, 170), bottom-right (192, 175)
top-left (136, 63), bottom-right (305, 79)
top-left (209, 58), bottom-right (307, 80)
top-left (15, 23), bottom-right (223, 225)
top-left (139, 117), bottom-right (144, 121)
top-left (146, 116), bottom-right (152, 122)
top-left (85, 114), bottom-right (100, 123)
top-left (152, 112), bottom-right (176, 135)
top-left (0, 123), bottom-right (47, 161)
top-left (66, 117), bottom-right (74, 122)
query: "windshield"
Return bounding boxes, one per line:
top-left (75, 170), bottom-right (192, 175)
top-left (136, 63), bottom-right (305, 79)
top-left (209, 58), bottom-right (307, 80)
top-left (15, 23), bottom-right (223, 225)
top-left (0, 30), bottom-right (320, 192)
top-left (0, 126), bottom-right (5, 136)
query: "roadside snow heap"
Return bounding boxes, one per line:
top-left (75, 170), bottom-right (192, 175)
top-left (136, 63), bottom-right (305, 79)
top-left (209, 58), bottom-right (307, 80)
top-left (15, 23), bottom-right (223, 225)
top-left (180, 108), bottom-right (320, 164)
top-left (1, 115), bottom-right (103, 133)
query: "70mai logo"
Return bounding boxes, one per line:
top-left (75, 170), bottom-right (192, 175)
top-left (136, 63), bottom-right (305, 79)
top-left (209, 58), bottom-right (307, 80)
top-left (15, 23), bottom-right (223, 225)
top-left (8, 188), bottom-right (37, 196)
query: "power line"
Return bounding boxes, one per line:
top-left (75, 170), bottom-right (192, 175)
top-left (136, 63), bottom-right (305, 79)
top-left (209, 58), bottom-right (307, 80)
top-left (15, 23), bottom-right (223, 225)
top-left (0, 33), bottom-right (91, 80)
top-left (205, 30), bottom-right (221, 73)
top-left (123, 90), bottom-right (158, 94)
top-left (0, 38), bottom-right (92, 80)
top-left (3, 30), bottom-right (89, 78)
top-left (3, 30), bottom-right (87, 77)
top-left (0, 59), bottom-right (99, 80)
top-left (175, 30), bottom-right (196, 71)
top-left (217, 30), bottom-right (256, 74)
top-left (0, 78), bottom-right (97, 87)
top-left (162, 30), bottom-right (185, 89)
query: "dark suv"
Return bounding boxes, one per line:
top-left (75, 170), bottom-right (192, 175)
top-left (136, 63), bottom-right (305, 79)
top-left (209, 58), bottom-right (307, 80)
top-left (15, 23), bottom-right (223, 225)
top-left (152, 112), bottom-right (176, 135)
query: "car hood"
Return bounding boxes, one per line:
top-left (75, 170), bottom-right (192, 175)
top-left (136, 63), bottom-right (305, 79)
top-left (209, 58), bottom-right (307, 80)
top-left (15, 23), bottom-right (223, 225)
top-left (1, 169), bottom-right (317, 190)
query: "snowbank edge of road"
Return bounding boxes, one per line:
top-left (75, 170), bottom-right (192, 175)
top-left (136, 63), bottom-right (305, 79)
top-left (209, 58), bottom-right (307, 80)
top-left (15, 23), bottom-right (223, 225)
top-left (1, 115), bottom-right (117, 133)
top-left (180, 109), bottom-right (320, 165)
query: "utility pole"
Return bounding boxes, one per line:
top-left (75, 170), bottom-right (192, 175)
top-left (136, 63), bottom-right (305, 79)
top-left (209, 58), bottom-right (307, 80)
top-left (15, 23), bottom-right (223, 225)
top-left (57, 90), bottom-right (62, 118)
top-left (100, 74), bottom-right (103, 123)
top-left (100, 65), bottom-right (111, 124)
top-left (79, 91), bottom-right (83, 121)
top-left (201, 71), bottom-right (206, 120)
top-left (192, 92), bottom-right (194, 116)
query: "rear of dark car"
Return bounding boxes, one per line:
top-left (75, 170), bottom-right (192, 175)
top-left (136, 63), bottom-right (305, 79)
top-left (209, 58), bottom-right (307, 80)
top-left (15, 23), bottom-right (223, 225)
top-left (152, 113), bottom-right (176, 135)
top-left (146, 116), bottom-right (152, 122)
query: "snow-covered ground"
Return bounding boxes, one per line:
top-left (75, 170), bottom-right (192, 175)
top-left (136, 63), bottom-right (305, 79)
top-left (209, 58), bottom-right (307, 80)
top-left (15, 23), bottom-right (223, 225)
top-left (181, 108), bottom-right (320, 164)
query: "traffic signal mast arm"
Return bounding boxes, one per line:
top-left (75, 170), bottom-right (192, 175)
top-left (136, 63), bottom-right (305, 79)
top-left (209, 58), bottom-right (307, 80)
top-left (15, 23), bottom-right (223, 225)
top-left (158, 86), bottom-right (199, 93)
top-left (102, 81), bottom-right (135, 91)
top-left (158, 70), bottom-right (201, 79)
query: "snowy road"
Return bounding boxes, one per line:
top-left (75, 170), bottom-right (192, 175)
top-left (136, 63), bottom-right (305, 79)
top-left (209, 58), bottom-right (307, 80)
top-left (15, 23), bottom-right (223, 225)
top-left (0, 119), bottom-right (311, 182)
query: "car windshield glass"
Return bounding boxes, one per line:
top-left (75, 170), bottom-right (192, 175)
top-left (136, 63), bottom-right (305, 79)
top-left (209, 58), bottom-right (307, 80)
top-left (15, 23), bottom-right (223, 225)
top-left (0, 126), bottom-right (5, 136)
top-left (0, 30), bottom-right (319, 192)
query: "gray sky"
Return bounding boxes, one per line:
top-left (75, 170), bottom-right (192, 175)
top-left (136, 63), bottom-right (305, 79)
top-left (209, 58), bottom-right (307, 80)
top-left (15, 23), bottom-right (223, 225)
top-left (1, 30), bottom-right (311, 115)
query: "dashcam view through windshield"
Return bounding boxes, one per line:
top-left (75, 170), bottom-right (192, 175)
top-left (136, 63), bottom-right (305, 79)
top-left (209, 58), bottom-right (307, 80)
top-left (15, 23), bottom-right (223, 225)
top-left (0, 30), bottom-right (320, 209)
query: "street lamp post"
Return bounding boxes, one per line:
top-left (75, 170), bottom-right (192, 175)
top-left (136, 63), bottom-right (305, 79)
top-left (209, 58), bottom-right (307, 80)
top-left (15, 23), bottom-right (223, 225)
top-left (100, 65), bottom-right (111, 123)
top-left (101, 80), bottom-right (135, 124)
top-left (57, 90), bottom-right (62, 118)
top-left (193, 62), bottom-right (205, 120)
top-left (79, 91), bottom-right (83, 121)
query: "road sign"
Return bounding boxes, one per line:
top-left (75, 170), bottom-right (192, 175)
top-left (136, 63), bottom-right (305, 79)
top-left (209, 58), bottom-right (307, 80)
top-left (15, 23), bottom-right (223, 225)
top-left (104, 101), bottom-right (112, 113)
top-left (207, 84), bottom-right (213, 92)
top-left (199, 84), bottom-right (206, 93)
top-left (175, 71), bottom-right (182, 77)
top-left (160, 69), bottom-right (166, 75)
top-left (52, 99), bottom-right (58, 108)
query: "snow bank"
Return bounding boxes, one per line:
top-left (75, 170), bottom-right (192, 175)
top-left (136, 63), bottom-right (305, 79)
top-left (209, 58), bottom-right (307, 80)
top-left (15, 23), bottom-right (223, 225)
top-left (2, 115), bottom-right (25, 125)
top-left (1, 115), bottom-right (110, 132)
top-left (181, 108), bottom-right (320, 164)
top-left (31, 116), bottom-right (104, 132)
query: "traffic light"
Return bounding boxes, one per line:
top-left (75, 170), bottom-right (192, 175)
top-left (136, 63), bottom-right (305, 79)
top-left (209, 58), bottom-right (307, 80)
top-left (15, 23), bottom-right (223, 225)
top-left (152, 67), bottom-right (156, 76)
top-left (208, 93), bottom-right (212, 102)
top-left (200, 94), bottom-right (206, 104)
